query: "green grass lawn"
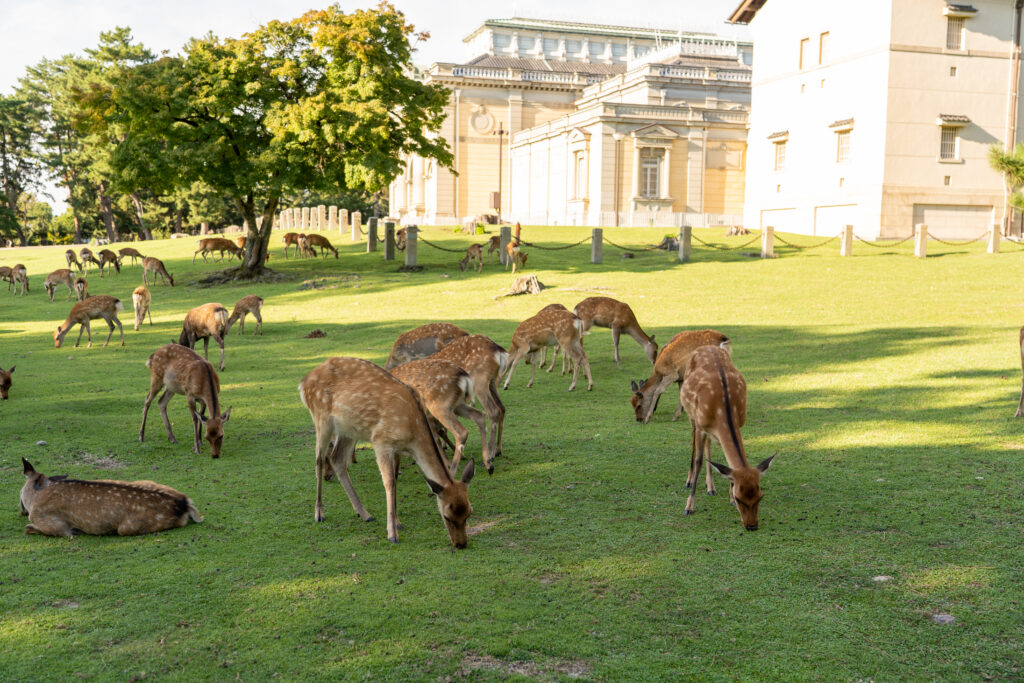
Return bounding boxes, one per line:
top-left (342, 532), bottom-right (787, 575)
top-left (1, 227), bottom-right (1023, 681)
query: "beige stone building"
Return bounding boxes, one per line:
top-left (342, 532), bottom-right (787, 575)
top-left (389, 18), bottom-right (753, 226)
top-left (730, 0), bottom-right (1024, 238)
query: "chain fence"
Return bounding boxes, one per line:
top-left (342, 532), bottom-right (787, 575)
top-left (927, 231), bottom-right (989, 246)
top-left (417, 235), bottom-right (469, 253)
top-left (516, 235), bottom-right (593, 251)
top-left (602, 236), bottom-right (670, 253)
top-left (690, 232), bottom-right (761, 251)
top-left (773, 233), bottom-right (841, 250)
top-left (853, 233), bottom-right (915, 248)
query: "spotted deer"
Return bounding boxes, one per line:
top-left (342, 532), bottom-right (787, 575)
top-left (178, 303), bottom-right (228, 371)
top-left (282, 232), bottom-right (304, 258)
top-left (679, 345), bottom-right (775, 530)
top-left (132, 286), bottom-right (152, 330)
top-left (0, 364), bottom-right (14, 399)
top-left (574, 297), bottom-right (657, 366)
top-left (630, 329), bottom-right (731, 424)
top-left (118, 247), bottom-right (144, 265)
top-left (142, 257), bottom-right (174, 286)
top-left (80, 247), bottom-right (100, 272)
top-left (11, 264), bottom-right (27, 295)
top-left (53, 295), bottom-right (124, 348)
top-left (44, 269), bottom-right (76, 302)
top-left (384, 323), bottom-right (468, 369)
top-left (20, 459), bottom-right (202, 537)
top-left (226, 295), bottom-right (264, 336)
top-left (97, 249), bottom-right (121, 276)
top-left (430, 334), bottom-right (509, 470)
top-left (306, 234), bottom-right (338, 259)
top-left (503, 306), bottom-right (593, 391)
top-left (391, 358), bottom-right (491, 476)
top-left (66, 249), bottom-right (83, 271)
top-left (140, 343), bottom-right (231, 458)
top-left (74, 277), bottom-right (88, 301)
top-left (299, 357), bottom-right (476, 547)
top-left (297, 234), bottom-right (316, 258)
top-left (459, 244), bottom-right (483, 272)
top-left (193, 238), bottom-right (241, 263)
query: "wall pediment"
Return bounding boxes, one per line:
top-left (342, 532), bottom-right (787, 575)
top-left (631, 124), bottom-right (678, 141)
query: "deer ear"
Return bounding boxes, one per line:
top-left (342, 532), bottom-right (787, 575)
top-left (425, 478), bottom-right (445, 495)
top-left (222, 407), bottom-right (231, 423)
top-left (194, 409), bottom-right (208, 423)
top-left (8, 365), bottom-right (14, 374)
top-left (630, 380), bottom-right (640, 392)
top-left (709, 460), bottom-right (734, 479)
top-left (22, 458), bottom-right (35, 475)
top-left (461, 459), bottom-right (476, 484)
top-left (756, 454), bottom-right (776, 473)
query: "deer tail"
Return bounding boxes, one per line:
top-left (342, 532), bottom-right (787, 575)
top-left (573, 316), bottom-right (585, 336)
top-left (186, 497), bottom-right (203, 523)
top-left (114, 299), bottom-right (124, 311)
top-left (495, 349), bottom-right (510, 376)
top-left (457, 373), bottom-right (475, 405)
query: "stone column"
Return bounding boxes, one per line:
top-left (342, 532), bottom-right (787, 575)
top-left (499, 225), bottom-right (512, 266)
top-left (591, 228), bottom-right (602, 264)
top-left (301, 207), bottom-right (310, 231)
top-left (351, 211), bottom-right (361, 241)
top-left (385, 221), bottom-right (396, 261)
top-left (914, 224), bottom-right (927, 258)
top-left (367, 217), bottom-right (378, 252)
top-left (318, 205), bottom-right (326, 231)
top-left (987, 223), bottom-right (1000, 254)
top-left (405, 226), bottom-right (418, 267)
top-left (679, 225), bottom-right (691, 262)
top-left (340, 209), bottom-right (349, 234)
top-left (761, 225), bottom-right (775, 259)
top-left (329, 206), bottom-right (338, 232)
top-left (840, 225), bottom-right (853, 256)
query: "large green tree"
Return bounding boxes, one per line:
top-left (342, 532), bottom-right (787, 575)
top-left (82, 3), bottom-right (451, 277)
top-left (0, 95), bottom-right (43, 246)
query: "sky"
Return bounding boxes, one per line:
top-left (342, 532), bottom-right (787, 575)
top-left (0, 0), bottom-right (747, 209)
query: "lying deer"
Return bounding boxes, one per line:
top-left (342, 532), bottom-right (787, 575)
top-left (574, 296), bottom-right (657, 366)
top-left (487, 235), bottom-right (501, 263)
top-left (431, 334), bottom-right (509, 470)
top-left (178, 303), bottom-right (228, 371)
top-left (459, 244), bottom-right (483, 272)
top-left (390, 358), bottom-right (491, 476)
top-left (11, 264), bottom-right (27, 295)
top-left (142, 257), bottom-right (174, 286)
top-left (630, 329), bottom-right (731, 424)
top-left (385, 322), bottom-right (468, 369)
top-left (0, 364), bottom-right (14, 399)
top-left (97, 249), bottom-right (121, 276)
top-left (74, 277), bottom-right (88, 301)
top-left (44, 268), bottom-right (76, 302)
top-left (505, 241), bottom-right (527, 274)
top-left (225, 294), bottom-right (264, 336)
top-left (282, 232), bottom-right (304, 259)
top-left (132, 286), bottom-right (152, 330)
top-left (66, 249), bottom-right (83, 271)
top-left (140, 343), bottom-right (231, 457)
top-left (20, 459), bottom-right (202, 537)
top-left (679, 345), bottom-right (775, 530)
top-left (118, 247), bottom-right (144, 265)
top-left (300, 356), bottom-right (475, 547)
top-left (306, 234), bottom-right (339, 259)
top-left (53, 295), bottom-right (124, 348)
top-left (80, 247), bottom-right (100, 272)
top-left (503, 306), bottom-right (593, 391)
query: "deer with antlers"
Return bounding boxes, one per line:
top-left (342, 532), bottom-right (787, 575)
top-left (226, 295), bottom-right (264, 336)
top-left (66, 249), bottom-right (83, 271)
top-left (430, 334), bottom-right (509, 470)
top-left (142, 257), bottom-right (174, 286)
top-left (459, 244), bottom-right (483, 273)
top-left (118, 247), bottom-right (144, 265)
top-left (300, 357), bottom-right (476, 547)
top-left (574, 297), bottom-right (657, 366)
top-left (503, 305), bottom-right (593, 391)
top-left (282, 232), bottom-right (304, 258)
top-left (132, 286), bottom-right (152, 330)
top-left (140, 343), bottom-right (231, 458)
top-left (0, 364), bottom-right (14, 400)
top-left (53, 295), bottom-right (125, 348)
top-left (19, 459), bottom-right (202, 537)
top-left (306, 234), bottom-right (338, 259)
top-left (385, 323), bottom-right (468, 370)
top-left (630, 330), bottom-right (732, 424)
top-left (178, 303), bottom-right (228, 371)
top-left (390, 358), bottom-right (492, 476)
top-left (679, 345), bottom-right (775, 530)
top-left (44, 269), bottom-right (77, 302)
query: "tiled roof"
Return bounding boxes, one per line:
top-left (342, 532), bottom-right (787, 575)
top-left (464, 55), bottom-right (626, 75)
top-left (829, 118), bottom-right (854, 129)
top-left (767, 130), bottom-right (788, 140)
top-left (938, 113), bottom-right (970, 123)
top-left (465, 18), bottom-right (725, 42)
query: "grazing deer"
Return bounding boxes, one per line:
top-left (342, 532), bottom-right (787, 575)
top-left (118, 247), bottom-right (144, 265)
top-left (132, 286), bottom-right (152, 330)
top-left (178, 303), bottom-right (228, 371)
top-left (20, 459), bottom-right (202, 537)
top-left (226, 295), bottom-right (264, 336)
top-left (391, 358), bottom-right (491, 476)
top-left (142, 257), bottom-right (174, 286)
top-left (503, 306), bottom-right (593, 392)
top-left (385, 322), bottom-right (469, 369)
top-left (66, 249), bottom-right (83, 271)
top-left (487, 235), bottom-right (501, 263)
top-left (11, 264), bottom-right (27, 295)
top-left (282, 232), bottom-right (304, 258)
top-left (97, 249), bottom-right (121, 276)
top-left (193, 237), bottom-right (242, 263)
top-left (431, 334), bottom-right (509, 470)
top-left (574, 296), bottom-right (657, 366)
top-left (505, 241), bottom-right (527, 274)
top-left (300, 356), bottom-right (476, 547)
top-left (0, 364), bottom-right (14, 399)
top-left (140, 343), bottom-right (231, 457)
top-left (74, 277), bottom-right (88, 301)
top-left (44, 269), bottom-right (76, 302)
top-left (459, 244), bottom-right (483, 273)
top-left (679, 345), bottom-right (775, 530)
top-left (80, 247), bottom-right (100, 272)
top-left (53, 295), bottom-right (125, 348)
top-left (306, 233), bottom-right (339, 259)
top-left (630, 329), bottom-right (731, 424)
top-left (396, 227), bottom-right (407, 251)
top-left (297, 234), bottom-right (316, 259)
top-left (0, 265), bottom-right (12, 289)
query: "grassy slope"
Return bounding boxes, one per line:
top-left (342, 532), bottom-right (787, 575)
top-left (0, 228), bottom-right (1022, 681)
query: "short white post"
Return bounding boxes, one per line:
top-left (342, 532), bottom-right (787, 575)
top-left (405, 226), bottom-right (418, 267)
top-left (915, 223), bottom-right (927, 258)
top-left (987, 223), bottom-right (1000, 254)
top-left (318, 205), bottom-right (326, 231)
top-left (499, 225), bottom-right (512, 266)
top-left (761, 225), bottom-right (775, 259)
top-left (367, 217), bottom-right (378, 252)
top-left (591, 228), bottom-right (602, 264)
top-left (351, 211), bottom-right (361, 241)
top-left (840, 225), bottom-right (853, 256)
top-left (328, 206), bottom-right (338, 232)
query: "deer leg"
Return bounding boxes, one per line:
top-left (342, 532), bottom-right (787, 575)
top-left (436, 409), bottom-right (470, 477)
top-left (455, 402), bottom-right (490, 475)
top-left (236, 314), bottom-right (245, 336)
top-left (527, 349), bottom-right (538, 388)
top-left (611, 327), bottom-right (622, 366)
top-left (331, 436), bottom-right (374, 523)
top-left (644, 375), bottom-right (677, 424)
top-left (314, 424), bottom-right (332, 522)
top-left (213, 334), bottom-right (225, 371)
top-left (139, 384), bottom-right (162, 442)
top-left (685, 431), bottom-right (706, 516)
top-left (704, 447), bottom-right (717, 496)
top-left (146, 307), bottom-right (153, 326)
top-left (488, 381), bottom-right (506, 458)
top-left (77, 322), bottom-right (90, 348)
top-left (1017, 347), bottom-right (1024, 417)
top-left (372, 444), bottom-right (400, 543)
top-left (254, 310), bottom-right (262, 336)
top-left (158, 390), bottom-right (177, 444)
top-left (673, 382), bottom-right (686, 422)
top-left (685, 419), bottom-right (698, 490)
top-left (501, 349), bottom-right (526, 390)
top-left (202, 337), bottom-right (210, 361)
top-left (188, 398), bottom-right (202, 455)
top-left (102, 316), bottom-right (115, 347)
top-left (25, 515), bottom-right (76, 537)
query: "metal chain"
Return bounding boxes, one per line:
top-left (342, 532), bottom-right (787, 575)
top-left (690, 233), bottom-right (761, 251)
top-left (853, 233), bottom-right (915, 248)
top-left (417, 236), bottom-right (471, 253)
top-left (1001, 237), bottom-right (1024, 250)
top-left (772, 233), bottom-right (841, 249)
top-left (927, 231), bottom-right (989, 246)
top-left (601, 236), bottom-right (667, 252)
top-left (516, 235), bottom-right (593, 250)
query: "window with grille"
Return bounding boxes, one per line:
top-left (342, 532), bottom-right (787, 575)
top-left (640, 154), bottom-right (660, 198)
top-left (946, 17), bottom-right (964, 49)
top-left (799, 38), bottom-right (810, 69)
top-left (574, 151), bottom-right (587, 199)
top-left (774, 141), bottom-right (786, 171)
top-left (939, 126), bottom-right (958, 160)
top-left (836, 130), bottom-right (850, 162)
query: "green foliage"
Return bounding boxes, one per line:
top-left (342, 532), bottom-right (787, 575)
top-left (989, 143), bottom-right (1024, 209)
top-left (0, 94), bottom-right (44, 245)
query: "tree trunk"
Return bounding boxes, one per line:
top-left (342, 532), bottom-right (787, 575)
top-left (235, 194), bottom-right (278, 278)
top-left (98, 180), bottom-right (119, 242)
top-left (72, 211), bottom-right (82, 243)
top-left (129, 193), bottom-right (153, 241)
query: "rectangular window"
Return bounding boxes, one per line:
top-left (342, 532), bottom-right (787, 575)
top-left (836, 130), bottom-right (850, 162)
top-left (946, 17), bottom-right (964, 49)
top-left (640, 155), bottom-right (660, 198)
top-left (774, 141), bottom-right (786, 170)
top-left (799, 38), bottom-right (810, 69)
top-left (939, 126), bottom-right (959, 160)
top-left (950, 66), bottom-right (958, 77)
top-left (574, 151), bottom-right (587, 199)
top-left (818, 32), bottom-right (830, 64)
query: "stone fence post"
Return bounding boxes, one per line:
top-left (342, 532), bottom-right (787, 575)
top-left (499, 225), bottom-right (512, 266)
top-left (367, 217), bottom-right (378, 252)
top-left (988, 223), bottom-right (1000, 254)
top-left (915, 223), bottom-right (927, 258)
top-left (591, 228), bottom-right (602, 264)
top-left (678, 225), bottom-right (691, 262)
top-left (329, 206), bottom-right (338, 232)
top-left (840, 225), bottom-right (853, 256)
top-left (385, 221), bottom-right (396, 261)
top-left (351, 211), bottom-right (361, 241)
top-left (405, 226), bottom-right (418, 267)
top-left (761, 225), bottom-right (775, 259)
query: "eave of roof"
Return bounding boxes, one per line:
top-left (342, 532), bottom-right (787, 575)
top-left (462, 17), bottom-right (750, 45)
top-left (728, 0), bottom-right (769, 24)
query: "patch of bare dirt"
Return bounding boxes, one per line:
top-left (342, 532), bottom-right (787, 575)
top-left (466, 517), bottom-right (504, 537)
top-left (458, 654), bottom-right (590, 680)
top-left (298, 274), bottom-right (361, 290)
top-left (305, 329), bottom-right (326, 338)
top-left (66, 451), bottom-right (126, 470)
